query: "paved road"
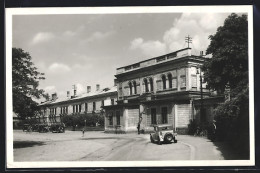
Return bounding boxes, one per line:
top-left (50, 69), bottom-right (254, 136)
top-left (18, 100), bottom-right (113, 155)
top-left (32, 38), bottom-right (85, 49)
top-left (13, 130), bottom-right (238, 161)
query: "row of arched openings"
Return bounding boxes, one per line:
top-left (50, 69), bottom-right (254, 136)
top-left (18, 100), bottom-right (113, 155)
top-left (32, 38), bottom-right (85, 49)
top-left (162, 73), bottom-right (173, 90)
top-left (128, 73), bottom-right (174, 95)
top-left (128, 81), bottom-right (137, 95)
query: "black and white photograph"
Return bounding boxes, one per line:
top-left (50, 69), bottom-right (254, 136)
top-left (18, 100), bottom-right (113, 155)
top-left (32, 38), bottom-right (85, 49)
top-left (5, 6), bottom-right (254, 168)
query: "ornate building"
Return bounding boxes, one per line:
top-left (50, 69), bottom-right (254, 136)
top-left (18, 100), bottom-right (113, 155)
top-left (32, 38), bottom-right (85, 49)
top-left (103, 48), bottom-right (212, 134)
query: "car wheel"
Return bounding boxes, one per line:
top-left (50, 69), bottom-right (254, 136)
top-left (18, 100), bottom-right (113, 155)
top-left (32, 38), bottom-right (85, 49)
top-left (165, 134), bottom-right (173, 143)
top-left (157, 136), bottom-right (162, 145)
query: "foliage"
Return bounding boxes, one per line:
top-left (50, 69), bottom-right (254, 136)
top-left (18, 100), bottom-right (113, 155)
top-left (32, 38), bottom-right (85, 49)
top-left (213, 85), bottom-right (249, 158)
top-left (202, 13), bottom-right (249, 158)
top-left (202, 13), bottom-right (248, 92)
top-left (62, 113), bottom-right (104, 128)
top-left (12, 48), bottom-right (46, 119)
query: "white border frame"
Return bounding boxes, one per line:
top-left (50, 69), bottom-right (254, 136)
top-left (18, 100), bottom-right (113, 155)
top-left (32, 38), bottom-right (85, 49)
top-left (6, 5), bottom-right (254, 168)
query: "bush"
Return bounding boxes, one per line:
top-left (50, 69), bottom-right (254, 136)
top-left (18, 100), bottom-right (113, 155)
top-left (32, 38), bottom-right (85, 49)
top-left (187, 119), bottom-right (197, 135)
top-left (213, 86), bottom-right (249, 159)
top-left (62, 112), bottom-right (104, 128)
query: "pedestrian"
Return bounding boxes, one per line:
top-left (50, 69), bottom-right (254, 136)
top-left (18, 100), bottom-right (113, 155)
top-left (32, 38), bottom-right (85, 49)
top-left (82, 128), bottom-right (85, 137)
top-left (137, 123), bottom-right (140, 135)
top-left (211, 120), bottom-right (217, 141)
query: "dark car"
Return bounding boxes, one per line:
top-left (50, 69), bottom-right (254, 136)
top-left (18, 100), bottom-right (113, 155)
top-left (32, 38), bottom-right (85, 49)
top-left (22, 124), bottom-right (32, 132)
top-left (150, 124), bottom-right (177, 145)
top-left (50, 123), bottom-right (65, 133)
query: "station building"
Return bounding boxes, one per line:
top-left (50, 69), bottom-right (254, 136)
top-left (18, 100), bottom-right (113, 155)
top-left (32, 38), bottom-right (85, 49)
top-left (103, 48), bottom-right (216, 134)
top-left (38, 85), bottom-right (117, 126)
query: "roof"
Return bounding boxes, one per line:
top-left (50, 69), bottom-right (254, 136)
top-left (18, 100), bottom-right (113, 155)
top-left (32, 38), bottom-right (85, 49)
top-left (39, 85), bottom-right (117, 106)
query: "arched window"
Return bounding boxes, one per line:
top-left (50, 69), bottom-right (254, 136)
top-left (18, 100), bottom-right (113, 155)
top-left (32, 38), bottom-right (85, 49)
top-left (149, 78), bottom-right (154, 92)
top-left (129, 82), bottom-right (132, 95)
top-left (168, 73), bottom-right (172, 88)
top-left (162, 75), bottom-right (166, 90)
top-left (133, 81), bottom-right (137, 94)
top-left (144, 78), bottom-right (149, 92)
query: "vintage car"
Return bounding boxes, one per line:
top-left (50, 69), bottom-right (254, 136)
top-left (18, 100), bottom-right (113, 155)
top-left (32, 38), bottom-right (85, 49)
top-left (22, 124), bottom-right (32, 132)
top-left (150, 124), bottom-right (177, 145)
top-left (50, 123), bottom-right (65, 133)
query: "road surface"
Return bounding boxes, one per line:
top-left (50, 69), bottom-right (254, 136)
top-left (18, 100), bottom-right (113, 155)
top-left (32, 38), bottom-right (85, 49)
top-left (13, 130), bottom-right (240, 161)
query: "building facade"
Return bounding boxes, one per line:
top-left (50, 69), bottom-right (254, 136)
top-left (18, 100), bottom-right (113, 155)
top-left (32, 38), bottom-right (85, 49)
top-left (104, 48), bottom-right (211, 134)
top-left (38, 85), bottom-right (117, 126)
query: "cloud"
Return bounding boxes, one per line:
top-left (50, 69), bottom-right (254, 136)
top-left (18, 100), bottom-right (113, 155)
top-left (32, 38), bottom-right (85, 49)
top-left (164, 13), bottom-right (229, 52)
top-left (130, 38), bottom-right (167, 57)
top-left (44, 85), bottom-right (56, 92)
top-left (48, 63), bottom-right (71, 74)
top-left (31, 32), bottom-right (55, 45)
top-left (86, 31), bottom-right (115, 42)
top-left (63, 30), bottom-right (76, 37)
top-left (72, 63), bottom-right (93, 70)
top-left (130, 13), bottom-right (230, 56)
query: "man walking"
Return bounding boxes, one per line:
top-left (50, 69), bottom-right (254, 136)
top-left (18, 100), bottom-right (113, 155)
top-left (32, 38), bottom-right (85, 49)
top-left (137, 123), bottom-right (140, 135)
top-left (82, 127), bottom-right (85, 137)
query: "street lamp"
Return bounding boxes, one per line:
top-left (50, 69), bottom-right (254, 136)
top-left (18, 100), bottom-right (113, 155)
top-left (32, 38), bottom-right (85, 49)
top-left (197, 66), bottom-right (204, 123)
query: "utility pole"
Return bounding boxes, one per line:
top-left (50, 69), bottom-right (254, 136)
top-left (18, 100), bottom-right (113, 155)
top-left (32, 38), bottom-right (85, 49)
top-left (185, 35), bottom-right (192, 48)
top-left (197, 67), bottom-right (204, 122)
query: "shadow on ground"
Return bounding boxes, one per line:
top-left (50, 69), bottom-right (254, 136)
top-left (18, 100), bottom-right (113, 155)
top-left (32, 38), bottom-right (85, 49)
top-left (13, 141), bottom-right (45, 149)
top-left (210, 140), bottom-right (249, 160)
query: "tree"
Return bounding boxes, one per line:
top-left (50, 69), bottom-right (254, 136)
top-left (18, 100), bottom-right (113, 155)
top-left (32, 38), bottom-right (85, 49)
top-left (202, 13), bottom-right (249, 159)
top-left (12, 48), bottom-right (46, 119)
top-left (202, 13), bottom-right (248, 93)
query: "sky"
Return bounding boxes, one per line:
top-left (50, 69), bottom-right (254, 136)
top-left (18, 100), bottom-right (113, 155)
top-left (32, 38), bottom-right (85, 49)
top-left (12, 12), bottom-right (230, 101)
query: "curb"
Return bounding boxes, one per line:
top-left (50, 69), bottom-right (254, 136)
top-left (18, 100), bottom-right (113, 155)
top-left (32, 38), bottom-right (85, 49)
top-left (179, 141), bottom-right (196, 160)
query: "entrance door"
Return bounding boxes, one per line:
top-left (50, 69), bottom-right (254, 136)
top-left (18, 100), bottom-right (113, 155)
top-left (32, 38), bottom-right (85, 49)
top-left (161, 107), bottom-right (168, 124)
top-left (151, 108), bottom-right (157, 125)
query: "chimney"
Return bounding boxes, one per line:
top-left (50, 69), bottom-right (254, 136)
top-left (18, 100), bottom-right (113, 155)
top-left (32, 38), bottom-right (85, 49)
top-left (87, 86), bottom-right (91, 93)
top-left (67, 91), bottom-right (70, 98)
top-left (52, 93), bottom-right (57, 101)
top-left (114, 79), bottom-right (118, 86)
top-left (72, 84), bottom-right (77, 96)
top-left (96, 84), bottom-right (100, 91)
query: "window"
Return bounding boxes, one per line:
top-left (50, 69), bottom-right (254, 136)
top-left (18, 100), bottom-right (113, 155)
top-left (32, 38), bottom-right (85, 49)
top-left (179, 68), bottom-right (186, 88)
top-left (162, 75), bottom-right (166, 90)
top-left (101, 100), bottom-right (104, 107)
top-left (73, 105), bottom-right (75, 113)
top-left (133, 81), bottom-right (137, 94)
top-left (191, 75), bottom-right (197, 88)
top-left (76, 105), bottom-right (78, 113)
top-left (85, 103), bottom-right (88, 112)
top-left (151, 108), bottom-right (157, 124)
top-left (168, 73), bottom-right (172, 88)
top-left (109, 112), bottom-right (113, 125)
top-left (54, 108), bottom-right (57, 115)
top-left (161, 107), bottom-right (168, 124)
top-left (93, 102), bottom-right (96, 111)
top-left (111, 99), bottom-right (114, 105)
top-left (116, 111), bottom-right (120, 125)
top-left (60, 107), bottom-right (63, 114)
top-left (180, 76), bottom-right (186, 88)
top-left (129, 82), bottom-right (132, 95)
top-left (144, 78), bottom-right (149, 92)
top-left (149, 78), bottom-right (153, 92)
top-left (79, 104), bottom-right (81, 113)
